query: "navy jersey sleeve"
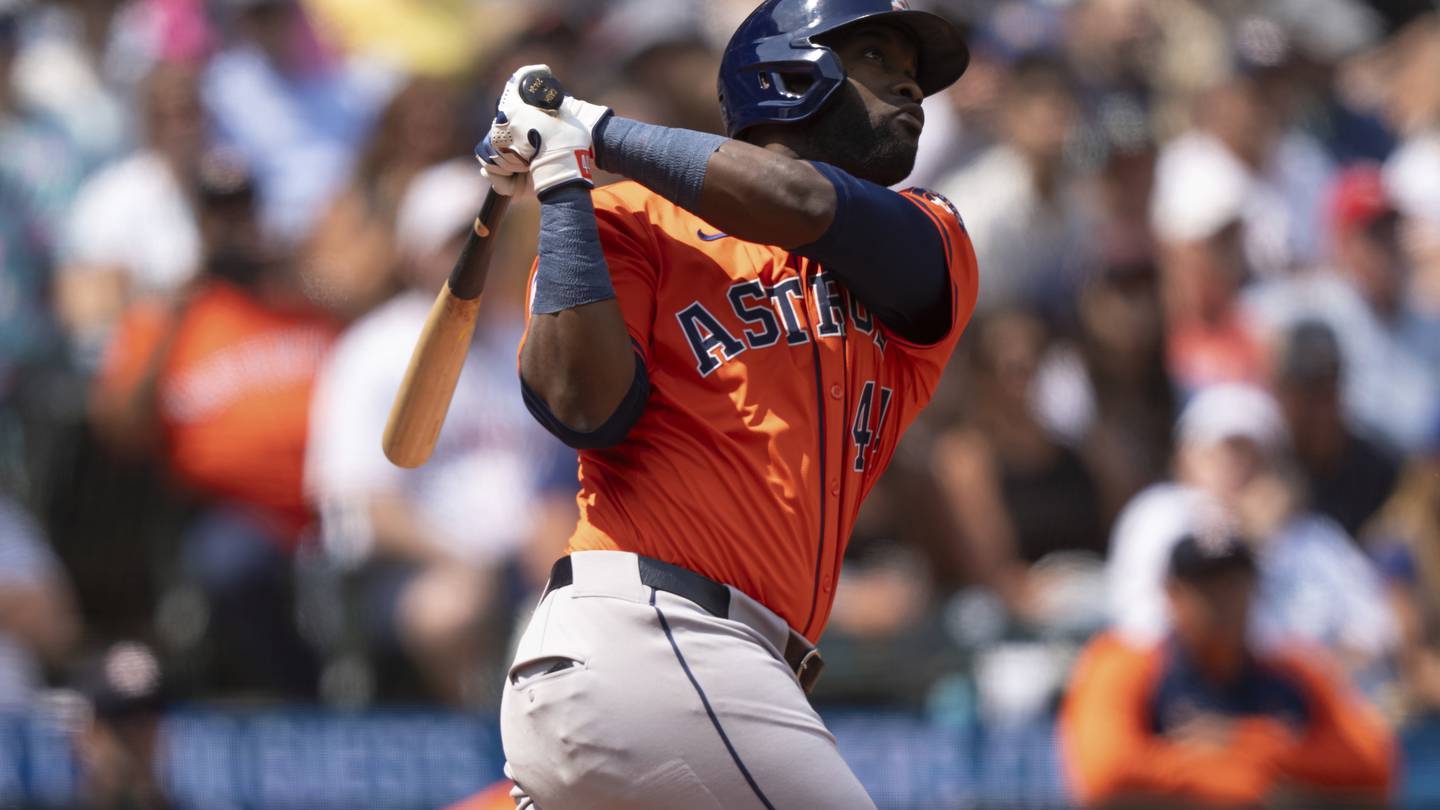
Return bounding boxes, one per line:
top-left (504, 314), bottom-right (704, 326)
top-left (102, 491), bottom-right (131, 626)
top-left (792, 162), bottom-right (951, 344)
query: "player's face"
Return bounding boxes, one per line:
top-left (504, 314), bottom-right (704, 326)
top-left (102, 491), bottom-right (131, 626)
top-left (806, 24), bottom-right (926, 186)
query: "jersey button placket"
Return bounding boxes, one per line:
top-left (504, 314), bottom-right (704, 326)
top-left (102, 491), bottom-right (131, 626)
top-left (829, 383), bottom-right (843, 400)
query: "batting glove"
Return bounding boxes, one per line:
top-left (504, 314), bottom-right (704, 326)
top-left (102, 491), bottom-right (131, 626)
top-left (474, 110), bottom-right (533, 197)
top-left (489, 64), bottom-right (612, 196)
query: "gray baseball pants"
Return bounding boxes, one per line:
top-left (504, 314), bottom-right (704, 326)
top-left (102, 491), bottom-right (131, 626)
top-left (499, 550), bottom-right (876, 809)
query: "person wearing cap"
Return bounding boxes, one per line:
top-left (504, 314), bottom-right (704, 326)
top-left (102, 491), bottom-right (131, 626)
top-left (1063, 532), bottom-right (1395, 809)
top-left (1271, 319), bottom-right (1400, 538)
top-left (90, 152), bottom-right (338, 696)
top-left (1106, 384), bottom-right (1398, 689)
top-left (305, 161), bottom-right (575, 705)
top-left (1245, 163), bottom-right (1440, 453)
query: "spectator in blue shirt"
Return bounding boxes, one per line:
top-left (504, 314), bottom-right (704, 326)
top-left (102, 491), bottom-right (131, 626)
top-left (202, 0), bottom-right (395, 244)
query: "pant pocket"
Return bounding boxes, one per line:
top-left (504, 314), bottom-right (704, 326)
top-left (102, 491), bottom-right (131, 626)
top-left (509, 655), bottom-right (585, 688)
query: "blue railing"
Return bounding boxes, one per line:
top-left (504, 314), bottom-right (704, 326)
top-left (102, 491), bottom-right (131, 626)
top-left (2, 708), bottom-right (1436, 809)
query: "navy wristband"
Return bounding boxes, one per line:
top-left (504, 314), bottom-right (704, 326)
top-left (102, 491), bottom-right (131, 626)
top-left (532, 184), bottom-right (615, 315)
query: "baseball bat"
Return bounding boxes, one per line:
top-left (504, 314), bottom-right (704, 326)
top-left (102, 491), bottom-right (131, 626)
top-left (381, 68), bottom-right (565, 468)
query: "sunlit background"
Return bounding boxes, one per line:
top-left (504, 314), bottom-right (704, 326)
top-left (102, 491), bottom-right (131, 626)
top-left (1, 0), bottom-right (1439, 807)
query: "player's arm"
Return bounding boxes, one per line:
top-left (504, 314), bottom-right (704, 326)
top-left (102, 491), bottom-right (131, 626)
top-left (478, 75), bottom-right (647, 445)
top-left (594, 117), bottom-right (952, 344)
top-left (512, 183), bottom-right (644, 444)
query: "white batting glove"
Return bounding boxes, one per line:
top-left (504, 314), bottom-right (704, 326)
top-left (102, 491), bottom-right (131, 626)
top-left (491, 65), bottom-right (612, 196)
top-left (474, 110), bottom-right (534, 197)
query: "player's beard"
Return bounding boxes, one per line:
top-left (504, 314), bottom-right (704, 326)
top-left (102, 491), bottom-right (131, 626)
top-left (799, 82), bottom-right (919, 187)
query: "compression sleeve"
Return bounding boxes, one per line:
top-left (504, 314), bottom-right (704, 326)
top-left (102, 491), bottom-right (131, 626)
top-left (593, 116), bottom-right (726, 212)
top-left (792, 162), bottom-right (951, 345)
top-left (531, 185), bottom-right (616, 314)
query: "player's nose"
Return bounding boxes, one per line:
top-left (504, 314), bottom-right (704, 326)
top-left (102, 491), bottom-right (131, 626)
top-left (892, 75), bottom-right (923, 105)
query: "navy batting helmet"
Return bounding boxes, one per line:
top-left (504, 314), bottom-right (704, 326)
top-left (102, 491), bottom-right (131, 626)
top-left (718, 0), bottom-right (969, 138)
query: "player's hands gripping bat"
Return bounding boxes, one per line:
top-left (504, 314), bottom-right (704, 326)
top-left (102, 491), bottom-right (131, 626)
top-left (477, 64), bottom-right (611, 196)
top-left (381, 67), bottom-right (567, 468)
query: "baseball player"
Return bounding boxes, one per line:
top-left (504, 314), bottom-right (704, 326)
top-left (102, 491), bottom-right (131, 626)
top-left (476, 1), bottom-right (975, 807)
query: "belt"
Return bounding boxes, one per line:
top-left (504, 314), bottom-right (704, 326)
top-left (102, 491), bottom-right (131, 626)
top-left (544, 555), bottom-right (825, 694)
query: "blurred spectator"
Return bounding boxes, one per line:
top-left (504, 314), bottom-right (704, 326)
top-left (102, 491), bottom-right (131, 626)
top-left (1246, 164), bottom-right (1440, 453)
top-left (582, 1), bottom-right (722, 134)
top-left (1379, 15), bottom-right (1440, 239)
top-left (300, 77), bottom-right (466, 320)
top-left (1107, 384), bottom-right (1398, 686)
top-left (202, 0), bottom-right (395, 242)
top-left (936, 55), bottom-right (1093, 314)
top-left (1155, 73), bottom-right (1333, 280)
top-left (1271, 319), bottom-right (1400, 538)
top-left (306, 161), bottom-right (574, 705)
top-left (72, 641), bottom-right (171, 810)
top-left (1151, 140), bottom-right (1266, 394)
top-left (1365, 416), bottom-right (1440, 718)
top-left (89, 153), bottom-right (337, 695)
top-left (1035, 259), bottom-right (1175, 521)
top-left (819, 472), bottom-right (955, 706)
top-left (11, 0), bottom-right (156, 168)
top-left (0, 1), bottom-right (86, 233)
top-left (905, 39), bottom-right (1003, 190)
top-left (57, 62), bottom-right (207, 365)
top-left (1063, 532), bottom-right (1395, 809)
top-left (0, 493), bottom-right (80, 709)
top-left (933, 309), bottom-right (1107, 627)
top-left (0, 0), bottom-right (85, 391)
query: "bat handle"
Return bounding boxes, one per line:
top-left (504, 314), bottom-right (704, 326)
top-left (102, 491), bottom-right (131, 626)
top-left (448, 189), bottom-right (510, 300)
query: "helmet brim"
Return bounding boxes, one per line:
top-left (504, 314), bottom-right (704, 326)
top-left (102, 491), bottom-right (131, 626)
top-left (812, 9), bottom-right (970, 97)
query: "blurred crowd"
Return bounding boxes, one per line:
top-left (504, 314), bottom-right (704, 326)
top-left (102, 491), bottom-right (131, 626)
top-left (1, 0), bottom-right (1439, 806)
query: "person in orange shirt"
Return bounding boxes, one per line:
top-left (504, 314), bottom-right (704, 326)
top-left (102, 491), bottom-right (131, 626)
top-left (1061, 532), bottom-right (1395, 809)
top-left (91, 152), bottom-right (338, 695)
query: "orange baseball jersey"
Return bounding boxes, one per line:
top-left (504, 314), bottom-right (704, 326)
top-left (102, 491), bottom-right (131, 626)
top-left (526, 180), bottom-right (977, 640)
top-left (1060, 632), bottom-right (1395, 807)
top-left (97, 281), bottom-right (338, 547)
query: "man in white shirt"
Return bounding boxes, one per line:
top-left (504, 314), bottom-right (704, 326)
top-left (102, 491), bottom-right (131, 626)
top-left (57, 63), bottom-right (206, 365)
top-left (306, 161), bottom-right (573, 705)
top-left (1106, 384), bottom-right (1397, 691)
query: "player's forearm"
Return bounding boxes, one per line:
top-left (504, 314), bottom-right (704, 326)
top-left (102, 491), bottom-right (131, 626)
top-left (595, 117), bottom-right (835, 247)
top-left (520, 186), bottom-right (643, 439)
